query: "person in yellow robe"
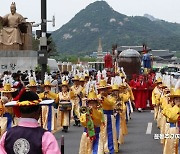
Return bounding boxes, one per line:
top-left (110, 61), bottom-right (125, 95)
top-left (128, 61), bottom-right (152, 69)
top-left (111, 84), bottom-right (124, 146)
top-left (119, 84), bottom-right (129, 136)
top-left (38, 74), bottom-right (58, 132)
top-left (159, 87), bottom-right (170, 145)
top-left (79, 89), bottom-right (104, 154)
top-left (57, 80), bottom-right (74, 132)
top-left (97, 79), bottom-right (118, 153)
top-left (79, 77), bottom-right (87, 106)
top-left (163, 88), bottom-right (180, 154)
top-left (71, 75), bottom-right (83, 126)
top-left (0, 75), bottom-right (17, 135)
top-left (152, 78), bottom-right (163, 121)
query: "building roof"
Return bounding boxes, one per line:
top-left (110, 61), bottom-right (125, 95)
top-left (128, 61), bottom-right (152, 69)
top-left (117, 46), bottom-right (151, 52)
top-left (90, 52), bottom-right (107, 58)
top-left (150, 50), bottom-right (174, 59)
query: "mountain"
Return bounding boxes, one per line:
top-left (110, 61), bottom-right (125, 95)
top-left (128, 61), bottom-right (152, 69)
top-left (52, 1), bottom-right (180, 56)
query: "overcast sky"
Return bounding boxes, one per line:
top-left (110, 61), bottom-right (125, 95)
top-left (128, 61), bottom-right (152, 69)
top-left (1, 0), bottom-right (180, 31)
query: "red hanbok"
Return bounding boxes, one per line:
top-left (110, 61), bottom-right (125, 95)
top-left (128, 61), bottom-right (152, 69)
top-left (134, 79), bottom-right (148, 109)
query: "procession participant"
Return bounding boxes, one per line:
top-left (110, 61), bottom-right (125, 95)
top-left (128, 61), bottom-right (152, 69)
top-left (152, 78), bottom-right (163, 120)
top-left (158, 87), bottom-right (170, 145)
top-left (155, 84), bottom-right (168, 128)
top-left (12, 73), bottom-right (24, 93)
top-left (133, 75), bottom-right (146, 112)
top-left (161, 91), bottom-right (174, 149)
top-left (111, 84), bottom-right (124, 145)
top-left (26, 72), bottom-right (39, 93)
top-left (79, 76), bottom-right (86, 88)
top-left (0, 90), bottom-right (61, 154)
top-left (38, 73), bottom-right (58, 102)
top-left (156, 84), bottom-right (168, 127)
top-left (51, 73), bottom-right (59, 93)
top-left (147, 74), bottom-right (155, 108)
top-left (84, 72), bottom-right (90, 83)
top-left (120, 72), bottom-right (134, 116)
top-left (120, 79), bottom-right (133, 121)
top-left (163, 88), bottom-right (180, 154)
top-left (71, 75), bottom-right (83, 127)
top-left (97, 79), bottom-right (118, 153)
top-left (143, 75), bottom-right (150, 106)
top-left (79, 89), bottom-right (104, 154)
top-left (129, 74), bottom-right (137, 90)
top-left (57, 79), bottom-right (73, 132)
top-left (0, 75), bottom-right (17, 133)
top-left (119, 83), bottom-right (129, 136)
top-left (38, 73), bottom-right (58, 132)
top-left (79, 76), bottom-right (89, 106)
top-left (0, 96), bottom-right (9, 137)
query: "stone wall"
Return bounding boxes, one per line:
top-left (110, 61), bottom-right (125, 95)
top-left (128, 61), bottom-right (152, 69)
top-left (0, 50), bottom-right (37, 73)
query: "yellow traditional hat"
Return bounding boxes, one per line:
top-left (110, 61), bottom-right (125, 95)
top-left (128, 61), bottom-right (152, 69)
top-left (72, 75), bottom-right (79, 81)
top-left (43, 80), bottom-right (53, 87)
top-left (1, 75), bottom-right (16, 93)
top-left (169, 89), bottom-right (180, 98)
top-left (98, 79), bottom-right (109, 89)
top-left (61, 80), bottom-right (69, 87)
top-left (155, 78), bottom-right (162, 84)
top-left (85, 73), bottom-right (89, 78)
top-left (42, 73), bottom-right (53, 87)
top-left (119, 83), bottom-right (127, 89)
top-left (87, 90), bottom-right (98, 101)
top-left (27, 78), bottom-right (38, 87)
top-left (80, 77), bottom-right (85, 82)
top-left (1, 83), bottom-right (16, 93)
top-left (27, 73), bottom-right (39, 87)
top-left (120, 72), bottom-right (125, 78)
top-left (111, 84), bottom-right (119, 91)
top-left (159, 84), bottom-right (167, 89)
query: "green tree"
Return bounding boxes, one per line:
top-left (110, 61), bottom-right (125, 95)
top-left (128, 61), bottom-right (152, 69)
top-left (48, 37), bottom-right (59, 57)
top-left (32, 36), bottom-right (59, 59)
top-left (32, 37), bottom-right (39, 51)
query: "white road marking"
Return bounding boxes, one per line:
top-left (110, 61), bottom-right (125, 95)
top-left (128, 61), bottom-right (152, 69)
top-left (146, 122), bottom-right (153, 134)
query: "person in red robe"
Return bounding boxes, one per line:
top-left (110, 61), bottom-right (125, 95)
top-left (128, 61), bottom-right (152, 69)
top-left (134, 75), bottom-right (148, 112)
top-left (129, 74), bottom-right (137, 109)
top-left (147, 74), bottom-right (155, 108)
top-left (129, 74), bottom-right (137, 87)
top-left (141, 76), bottom-right (148, 109)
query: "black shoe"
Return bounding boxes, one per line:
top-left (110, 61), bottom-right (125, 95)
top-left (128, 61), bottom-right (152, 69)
top-left (73, 120), bottom-right (78, 126)
top-left (64, 126), bottom-right (68, 133)
top-left (73, 123), bottom-right (77, 126)
top-left (77, 120), bottom-right (81, 127)
top-left (64, 129), bottom-right (68, 133)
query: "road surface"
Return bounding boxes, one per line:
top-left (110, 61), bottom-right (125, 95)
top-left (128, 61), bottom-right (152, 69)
top-left (54, 110), bottom-right (162, 154)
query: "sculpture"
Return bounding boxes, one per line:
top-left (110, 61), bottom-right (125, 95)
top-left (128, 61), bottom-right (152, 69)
top-left (0, 2), bottom-right (32, 50)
